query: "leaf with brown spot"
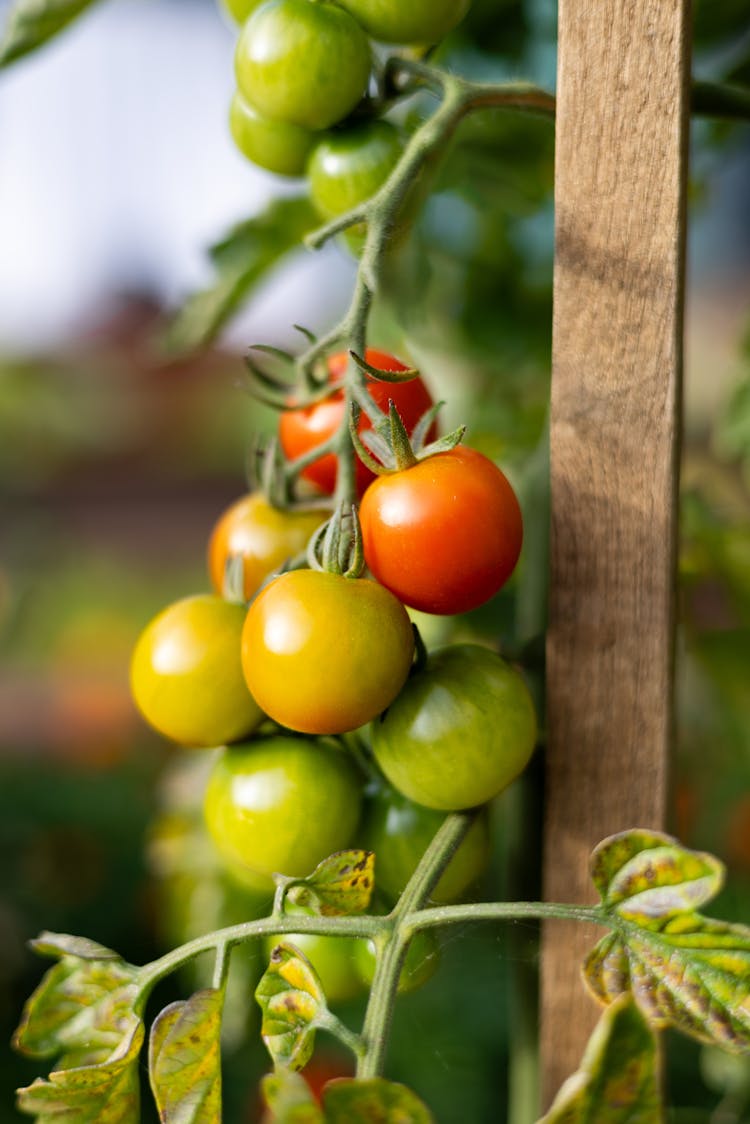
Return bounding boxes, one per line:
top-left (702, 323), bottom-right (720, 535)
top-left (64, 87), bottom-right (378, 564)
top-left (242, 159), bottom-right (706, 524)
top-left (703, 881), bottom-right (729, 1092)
top-left (286, 851), bottom-right (375, 917)
top-left (16, 1019), bottom-right (143, 1123)
top-left (322, 1077), bottom-right (435, 1123)
top-left (149, 988), bottom-right (223, 1123)
top-left (13, 937), bottom-right (140, 1065)
top-left (537, 995), bottom-right (663, 1122)
top-left (255, 942), bottom-right (327, 1071)
top-left (591, 830), bottom-right (724, 923)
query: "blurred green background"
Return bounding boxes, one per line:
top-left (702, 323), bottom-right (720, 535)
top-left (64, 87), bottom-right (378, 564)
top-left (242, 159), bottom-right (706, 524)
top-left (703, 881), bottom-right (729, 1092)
top-left (1, 0), bottom-right (750, 1120)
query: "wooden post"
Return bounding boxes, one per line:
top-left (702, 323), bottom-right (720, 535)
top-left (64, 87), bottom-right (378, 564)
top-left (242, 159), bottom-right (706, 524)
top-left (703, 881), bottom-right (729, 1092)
top-left (541, 0), bottom-right (691, 1105)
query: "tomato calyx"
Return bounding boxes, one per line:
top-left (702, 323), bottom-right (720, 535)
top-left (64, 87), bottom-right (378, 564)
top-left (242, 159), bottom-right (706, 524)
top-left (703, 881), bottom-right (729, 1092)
top-left (307, 502), bottom-right (364, 579)
top-left (349, 397), bottom-right (464, 476)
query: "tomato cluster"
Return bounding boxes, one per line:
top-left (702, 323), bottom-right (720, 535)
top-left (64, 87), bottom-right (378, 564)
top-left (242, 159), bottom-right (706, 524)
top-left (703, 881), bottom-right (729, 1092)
top-left (222, 0), bottom-right (471, 232)
top-left (130, 343), bottom-right (534, 961)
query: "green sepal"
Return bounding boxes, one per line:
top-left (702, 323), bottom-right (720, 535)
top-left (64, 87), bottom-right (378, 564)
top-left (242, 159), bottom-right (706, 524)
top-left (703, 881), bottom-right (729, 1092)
top-left (165, 198), bottom-right (317, 353)
top-left (0, 0), bottom-right (100, 67)
top-left (255, 942), bottom-right (327, 1071)
top-left (416, 424), bottom-right (466, 460)
top-left (537, 995), bottom-right (663, 1123)
top-left (348, 409), bottom-right (391, 477)
top-left (286, 851), bottom-right (376, 916)
top-left (16, 1019), bottom-right (144, 1123)
top-left (322, 1077), bottom-right (435, 1123)
top-left (591, 829), bottom-right (724, 921)
top-left (261, 1069), bottom-right (324, 1123)
top-left (349, 350), bottom-right (420, 385)
top-left (306, 504), bottom-right (364, 578)
top-left (148, 988), bottom-right (224, 1124)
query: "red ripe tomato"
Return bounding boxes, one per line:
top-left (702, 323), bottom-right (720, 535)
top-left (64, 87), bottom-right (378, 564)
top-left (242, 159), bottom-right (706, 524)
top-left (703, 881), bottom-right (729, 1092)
top-left (359, 445), bottom-right (523, 615)
top-left (278, 349), bottom-right (436, 497)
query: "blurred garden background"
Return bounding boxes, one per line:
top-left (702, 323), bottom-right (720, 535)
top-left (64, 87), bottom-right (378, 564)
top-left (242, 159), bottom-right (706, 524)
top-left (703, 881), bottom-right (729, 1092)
top-left (1, 0), bottom-right (749, 1119)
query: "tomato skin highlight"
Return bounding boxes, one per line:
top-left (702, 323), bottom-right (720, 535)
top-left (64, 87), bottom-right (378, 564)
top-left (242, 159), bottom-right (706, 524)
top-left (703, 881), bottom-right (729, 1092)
top-left (371, 644), bottom-right (537, 811)
top-left (207, 492), bottom-right (326, 601)
top-left (241, 569), bottom-right (415, 735)
top-left (203, 736), bottom-right (363, 887)
top-left (278, 348), bottom-right (436, 497)
top-left (359, 444), bottom-right (523, 615)
top-left (130, 594), bottom-right (264, 747)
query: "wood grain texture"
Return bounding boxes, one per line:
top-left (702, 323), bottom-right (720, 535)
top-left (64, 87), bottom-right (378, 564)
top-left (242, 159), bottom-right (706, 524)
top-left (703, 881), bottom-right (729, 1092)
top-left (541, 0), bottom-right (691, 1105)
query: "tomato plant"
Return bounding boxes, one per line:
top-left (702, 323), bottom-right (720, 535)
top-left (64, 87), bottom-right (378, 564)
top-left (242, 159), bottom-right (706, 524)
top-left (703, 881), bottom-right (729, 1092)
top-left (130, 594), bottom-right (264, 747)
top-left (203, 735), bottom-right (363, 886)
top-left (360, 786), bottom-right (491, 902)
top-left (234, 0), bottom-right (372, 130)
top-left (371, 644), bottom-right (537, 810)
top-left (240, 568), bottom-right (414, 733)
top-left (278, 348), bottom-right (437, 496)
top-left (207, 491), bottom-right (326, 600)
top-left (333, 0), bottom-right (471, 44)
top-left (229, 92), bottom-right (316, 177)
top-left (359, 444), bottom-right (523, 615)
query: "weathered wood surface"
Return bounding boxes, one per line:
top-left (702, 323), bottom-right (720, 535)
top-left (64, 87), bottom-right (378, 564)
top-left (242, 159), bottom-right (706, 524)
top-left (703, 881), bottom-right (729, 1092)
top-left (541, 0), bottom-right (691, 1105)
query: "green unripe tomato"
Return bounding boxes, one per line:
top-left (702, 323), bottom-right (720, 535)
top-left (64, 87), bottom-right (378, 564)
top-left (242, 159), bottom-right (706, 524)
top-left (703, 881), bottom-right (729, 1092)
top-left (355, 929), bottom-right (439, 994)
top-left (130, 594), bottom-right (264, 747)
top-left (229, 93), bottom-right (316, 176)
top-left (371, 644), bottom-right (537, 811)
top-left (308, 120), bottom-right (403, 219)
top-left (235, 0), bottom-right (372, 131)
top-left (203, 736), bottom-right (363, 889)
top-left (333, 0), bottom-right (470, 44)
top-left (263, 932), bottom-right (364, 1003)
top-left (361, 787), bottom-right (491, 903)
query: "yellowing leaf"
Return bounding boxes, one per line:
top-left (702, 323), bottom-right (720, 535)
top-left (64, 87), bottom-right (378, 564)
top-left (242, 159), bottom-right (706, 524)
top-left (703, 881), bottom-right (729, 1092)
top-left (591, 830), bottom-right (724, 922)
top-left (584, 914), bottom-right (750, 1052)
top-left (261, 1069), bottom-right (324, 1123)
top-left (255, 942), bottom-right (327, 1071)
top-left (13, 943), bottom-right (140, 1063)
top-left (287, 851), bottom-right (376, 917)
top-left (322, 1077), bottom-right (435, 1123)
top-left (538, 995), bottom-right (663, 1123)
top-left (149, 989), bottom-right (223, 1123)
top-left (16, 1019), bottom-right (143, 1123)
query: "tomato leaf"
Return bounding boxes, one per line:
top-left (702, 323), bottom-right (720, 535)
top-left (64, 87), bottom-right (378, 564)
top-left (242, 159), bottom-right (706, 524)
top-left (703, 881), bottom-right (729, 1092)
top-left (149, 988), bottom-right (223, 1123)
top-left (30, 931), bottom-right (122, 961)
top-left (537, 995), bottom-right (663, 1123)
top-left (261, 1069), bottom-right (324, 1123)
top-left (585, 830), bottom-right (750, 1052)
top-left (286, 851), bottom-right (375, 916)
top-left (255, 941), bottom-right (327, 1071)
top-left (165, 198), bottom-right (318, 353)
top-left (16, 1019), bottom-right (144, 1123)
top-left (13, 938), bottom-right (140, 1063)
top-left (321, 1077), bottom-right (435, 1123)
top-left (0, 0), bottom-right (101, 67)
top-left (590, 829), bottom-right (725, 921)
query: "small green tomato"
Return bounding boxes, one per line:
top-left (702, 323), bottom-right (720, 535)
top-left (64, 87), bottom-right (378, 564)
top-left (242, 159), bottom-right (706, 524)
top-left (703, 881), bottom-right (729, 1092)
top-left (235, 0), bottom-right (372, 131)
